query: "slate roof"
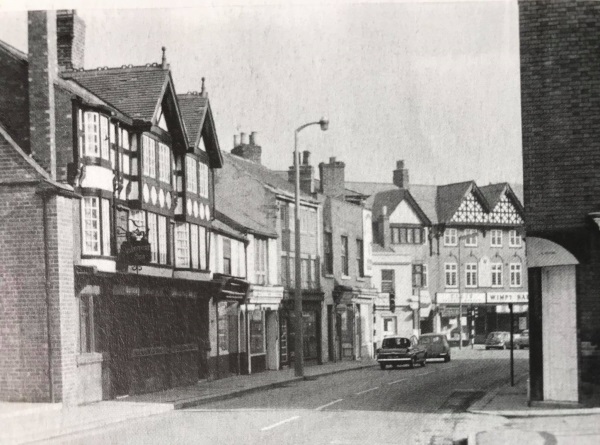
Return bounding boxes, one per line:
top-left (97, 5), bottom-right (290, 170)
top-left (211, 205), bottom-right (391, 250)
top-left (479, 183), bottom-right (508, 210)
top-left (177, 94), bottom-right (208, 147)
top-left (62, 66), bottom-right (169, 121)
top-left (211, 216), bottom-right (247, 242)
top-left (435, 181), bottom-right (479, 223)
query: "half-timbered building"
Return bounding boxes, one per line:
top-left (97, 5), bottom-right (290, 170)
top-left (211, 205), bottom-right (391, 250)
top-left (0, 10), bottom-right (247, 405)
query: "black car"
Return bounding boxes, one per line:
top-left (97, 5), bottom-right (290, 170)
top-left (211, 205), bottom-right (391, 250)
top-left (377, 336), bottom-right (427, 369)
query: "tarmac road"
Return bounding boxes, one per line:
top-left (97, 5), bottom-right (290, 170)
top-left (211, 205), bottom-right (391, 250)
top-left (44, 348), bottom-right (528, 445)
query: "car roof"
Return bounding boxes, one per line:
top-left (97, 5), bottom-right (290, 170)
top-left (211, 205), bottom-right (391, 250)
top-left (419, 333), bottom-right (444, 337)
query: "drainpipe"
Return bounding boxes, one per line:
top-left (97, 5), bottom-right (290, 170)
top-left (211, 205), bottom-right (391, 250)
top-left (42, 193), bottom-right (55, 403)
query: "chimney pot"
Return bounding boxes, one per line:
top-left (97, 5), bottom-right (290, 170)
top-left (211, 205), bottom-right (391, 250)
top-left (329, 156), bottom-right (336, 164)
top-left (240, 132), bottom-right (248, 145)
top-left (396, 160), bottom-right (404, 169)
top-left (249, 131), bottom-right (258, 145)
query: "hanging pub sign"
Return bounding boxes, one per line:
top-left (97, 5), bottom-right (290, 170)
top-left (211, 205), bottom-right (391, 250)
top-left (119, 230), bottom-right (152, 266)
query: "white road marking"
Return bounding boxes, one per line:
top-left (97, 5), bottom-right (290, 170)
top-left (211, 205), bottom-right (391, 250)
top-left (315, 399), bottom-right (344, 411)
top-left (387, 378), bottom-right (408, 385)
top-left (355, 387), bottom-right (379, 395)
top-left (260, 415), bottom-right (300, 431)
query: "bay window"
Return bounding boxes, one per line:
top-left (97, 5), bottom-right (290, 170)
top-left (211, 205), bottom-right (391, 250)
top-left (142, 135), bottom-right (156, 178)
top-left (82, 196), bottom-right (112, 256)
top-left (198, 162), bottom-right (209, 198)
top-left (175, 223), bottom-right (190, 268)
top-left (158, 143), bottom-right (171, 183)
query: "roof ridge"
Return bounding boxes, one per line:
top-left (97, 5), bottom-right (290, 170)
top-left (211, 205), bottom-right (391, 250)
top-left (0, 39), bottom-right (27, 62)
top-left (62, 63), bottom-right (167, 76)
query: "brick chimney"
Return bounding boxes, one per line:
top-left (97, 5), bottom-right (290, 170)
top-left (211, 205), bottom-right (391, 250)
top-left (28, 10), bottom-right (58, 179)
top-left (378, 205), bottom-right (391, 247)
top-left (231, 131), bottom-right (262, 164)
top-left (287, 150), bottom-right (314, 194)
top-left (319, 157), bottom-right (345, 199)
top-left (393, 160), bottom-right (409, 189)
top-left (56, 10), bottom-right (85, 71)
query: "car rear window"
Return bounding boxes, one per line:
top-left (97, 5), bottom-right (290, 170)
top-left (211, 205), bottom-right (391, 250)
top-left (419, 337), bottom-right (432, 344)
top-left (382, 338), bottom-right (411, 348)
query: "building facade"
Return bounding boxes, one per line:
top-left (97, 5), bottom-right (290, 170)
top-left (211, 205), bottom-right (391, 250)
top-left (519, 0), bottom-right (600, 406)
top-left (0, 10), bottom-right (251, 405)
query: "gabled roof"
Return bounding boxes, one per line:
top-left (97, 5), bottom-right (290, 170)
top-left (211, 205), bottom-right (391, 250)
top-left (369, 188), bottom-right (431, 226)
top-left (177, 93), bottom-right (223, 168)
top-left (480, 182), bottom-right (525, 215)
top-left (436, 181), bottom-right (490, 224)
top-left (62, 65), bottom-right (168, 121)
top-left (62, 65), bottom-right (190, 150)
top-left (216, 197), bottom-right (278, 238)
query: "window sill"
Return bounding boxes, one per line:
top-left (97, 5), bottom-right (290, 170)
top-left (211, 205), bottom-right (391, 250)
top-left (323, 274), bottom-right (334, 279)
top-left (341, 275), bottom-right (351, 280)
top-left (356, 277), bottom-right (366, 282)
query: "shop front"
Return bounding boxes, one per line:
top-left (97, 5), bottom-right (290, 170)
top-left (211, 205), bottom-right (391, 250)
top-left (333, 285), bottom-right (377, 360)
top-left (279, 292), bottom-right (324, 367)
top-left (240, 285), bottom-right (284, 374)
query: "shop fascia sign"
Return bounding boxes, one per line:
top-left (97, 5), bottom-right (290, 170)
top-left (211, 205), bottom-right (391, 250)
top-left (436, 292), bottom-right (528, 305)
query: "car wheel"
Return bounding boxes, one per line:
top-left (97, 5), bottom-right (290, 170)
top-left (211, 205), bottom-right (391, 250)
top-left (444, 354), bottom-right (451, 363)
top-left (409, 357), bottom-right (416, 369)
top-left (379, 363), bottom-right (386, 370)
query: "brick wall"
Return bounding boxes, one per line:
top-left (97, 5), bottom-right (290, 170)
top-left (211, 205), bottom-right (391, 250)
top-left (520, 0), bottom-right (600, 233)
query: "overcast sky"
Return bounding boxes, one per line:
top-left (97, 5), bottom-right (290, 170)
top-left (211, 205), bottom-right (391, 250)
top-left (0, 0), bottom-right (522, 186)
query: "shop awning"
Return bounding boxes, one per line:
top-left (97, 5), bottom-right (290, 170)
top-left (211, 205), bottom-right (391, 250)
top-left (526, 237), bottom-right (578, 268)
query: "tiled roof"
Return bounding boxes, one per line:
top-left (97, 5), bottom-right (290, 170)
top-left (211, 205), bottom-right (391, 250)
top-left (479, 183), bottom-right (508, 210)
top-left (222, 152), bottom-right (320, 203)
top-left (211, 217), bottom-right (247, 241)
top-left (369, 188), bottom-right (405, 219)
top-left (435, 181), bottom-right (475, 223)
top-left (177, 94), bottom-right (208, 147)
top-left (62, 65), bottom-right (169, 121)
top-left (345, 181), bottom-right (396, 197)
top-left (409, 184), bottom-right (439, 224)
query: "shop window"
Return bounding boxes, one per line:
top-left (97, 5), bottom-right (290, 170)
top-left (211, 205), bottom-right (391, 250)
top-left (445, 263), bottom-right (457, 288)
top-left (465, 263), bottom-right (478, 287)
top-left (217, 302), bottom-right (229, 354)
top-left (444, 228), bottom-right (457, 246)
top-left (491, 263), bottom-right (503, 287)
top-left (341, 235), bottom-right (349, 276)
top-left (250, 309), bottom-right (265, 354)
top-left (79, 295), bottom-right (95, 353)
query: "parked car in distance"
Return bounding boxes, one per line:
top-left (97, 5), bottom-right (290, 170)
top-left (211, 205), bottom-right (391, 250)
top-left (377, 336), bottom-right (427, 370)
top-left (485, 331), bottom-right (511, 350)
top-left (418, 333), bottom-right (451, 362)
top-left (514, 329), bottom-right (529, 349)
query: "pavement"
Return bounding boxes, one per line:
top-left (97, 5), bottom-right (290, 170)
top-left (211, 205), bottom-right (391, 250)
top-left (460, 357), bottom-right (600, 445)
top-left (0, 358), bottom-right (376, 444)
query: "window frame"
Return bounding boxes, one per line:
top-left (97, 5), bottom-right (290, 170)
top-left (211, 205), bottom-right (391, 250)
top-left (490, 229), bottom-right (503, 248)
top-left (186, 156), bottom-right (198, 194)
top-left (510, 262), bottom-right (522, 287)
top-left (255, 238), bottom-right (268, 285)
top-left (509, 229), bottom-right (522, 248)
top-left (324, 231), bottom-right (333, 275)
top-left (142, 135), bottom-right (157, 178)
top-left (444, 228), bottom-right (458, 246)
top-left (444, 263), bottom-right (458, 288)
top-left (381, 269), bottom-right (395, 293)
top-left (464, 229), bottom-right (478, 247)
top-left (491, 263), bottom-right (503, 287)
top-left (465, 262), bottom-right (478, 288)
top-left (82, 196), bottom-right (112, 256)
top-left (341, 235), bottom-right (349, 276)
top-left (356, 239), bottom-right (364, 278)
top-left (175, 222), bottom-right (190, 268)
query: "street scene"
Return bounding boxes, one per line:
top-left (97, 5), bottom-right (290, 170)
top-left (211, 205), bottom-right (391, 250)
top-left (1, 0), bottom-right (600, 444)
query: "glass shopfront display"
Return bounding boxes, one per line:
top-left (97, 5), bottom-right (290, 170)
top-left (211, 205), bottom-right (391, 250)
top-left (250, 309), bottom-right (265, 354)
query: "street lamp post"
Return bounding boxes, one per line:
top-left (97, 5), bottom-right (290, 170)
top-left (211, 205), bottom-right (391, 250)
top-left (294, 118), bottom-right (329, 378)
top-left (456, 231), bottom-right (477, 350)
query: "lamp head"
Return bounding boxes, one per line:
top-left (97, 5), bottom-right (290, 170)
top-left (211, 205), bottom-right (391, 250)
top-left (319, 118), bottom-right (329, 131)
